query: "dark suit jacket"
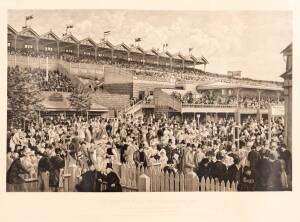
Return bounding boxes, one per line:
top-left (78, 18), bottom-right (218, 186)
top-left (7, 159), bottom-right (29, 184)
top-left (247, 150), bottom-right (261, 170)
top-left (227, 164), bottom-right (242, 183)
top-left (103, 171), bottom-right (122, 192)
top-left (211, 161), bottom-right (227, 182)
top-left (76, 170), bottom-right (102, 192)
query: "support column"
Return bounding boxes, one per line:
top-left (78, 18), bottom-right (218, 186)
top-left (14, 35), bottom-right (17, 52)
top-left (36, 39), bottom-right (39, 53)
top-left (57, 41), bottom-right (60, 58)
top-left (276, 91), bottom-right (281, 103)
top-left (257, 89), bottom-right (262, 108)
top-left (94, 47), bottom-right (97, 61)
top-left (142, 54), bottom-right (145, 65)
top-left (77, 44), bottom-right (80, 58)
top-left (235, 88), bottom-right (241, 125)
top-left (111, 49), bottom-right (114, 63)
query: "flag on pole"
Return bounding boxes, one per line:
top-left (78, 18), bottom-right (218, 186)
top-left (26, 15), bottom-right (33, 21)
top-left (67, 25), bottom-right (74, 29)
top-left (135, 37), bottom-right (142, 42)
top-left (104, 31), bottom-right (111, 36)
top-left (189, 48), bottom-right (193, 52)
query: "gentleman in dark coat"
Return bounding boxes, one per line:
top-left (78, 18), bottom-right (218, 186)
top-left (76, 161), bottom-right (102, 192)
top-left (49, 148), bottom-right (65, 191)
top-left (6, 157), bottom-right (29, 192)
top-left (247, 145), bottom-right (261, 175)
top-left (105, 121), bottom-right (113, 137)
top-left (255, 151), bottom-right (272, 191)
top-left (197, 158), bottom-right (211, 180)
top-left (102, 163), bottom-right (122, 192)
top-left (116, 139), bottom-right (128, 164)
top-left (133, 145), bottom-right (148, 167)
top-left (211, 152), bottom-right (227, 182)
top-left (227, 154), bottom-right (242, 183)
top-left (37, 148), bottom-right (52, 191)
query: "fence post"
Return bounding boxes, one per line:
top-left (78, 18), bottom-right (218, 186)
top-left (68, 165), bottom-right (77, 192)
top-left (184, 171), bottom-right (197, 191)
top-left (138, 174), bottom-right (150, 192)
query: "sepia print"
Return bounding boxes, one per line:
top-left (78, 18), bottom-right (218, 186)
top-left (6, 10), bottom-right (292, 192)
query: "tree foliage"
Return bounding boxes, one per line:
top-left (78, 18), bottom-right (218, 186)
top-left (7, 67), bottom-right (44, 124)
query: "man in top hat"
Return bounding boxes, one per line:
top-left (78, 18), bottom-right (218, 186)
top-left (101, 163), bottom-right (122, 192)
top-left (76, 160), bottom-right (102, 192)
top-left (133, 144), bottom-right (148, 167)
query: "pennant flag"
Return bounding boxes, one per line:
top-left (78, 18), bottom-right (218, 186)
top-left (189, 47), bottom-right (193, 52)
top-left (67, 25), bottom-right (74, 29)
top-left (135, 37), bottom-right (142, 42)
top-left (26, 15), bottom-right (33, 21)
top-left (104, 31), bottom-right (111, 36)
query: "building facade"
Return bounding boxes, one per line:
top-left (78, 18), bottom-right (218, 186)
top-left (281, 43), bottom-right (292, 150)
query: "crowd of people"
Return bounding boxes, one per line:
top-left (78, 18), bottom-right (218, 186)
top-left (8, 66), bottom-right (75, 92)
top-left (6, 113), bottom-right (291, 192)
top-left (8, 47), bottom-right (283, 88)
top-left (170, 91), bottom-right (284, 108)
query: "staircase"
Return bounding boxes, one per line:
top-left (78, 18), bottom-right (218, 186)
top-left (122, 99), bottom-right (155, 117)
top-left (153, 88), bottom-right (182, 112)
top-left (90, 89), bottom-right (130, 111)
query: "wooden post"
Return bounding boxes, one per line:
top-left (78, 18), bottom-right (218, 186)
top-left (68, 165), bottom-right (77, 192)
top-left (138, 174), bottom-right (150, 192)
top-left (184, 171), bottom-right (197, 191)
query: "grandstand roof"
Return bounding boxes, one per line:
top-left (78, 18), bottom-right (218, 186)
top-left (40, 30), bottom-right (60, 41)
top-left (18, 26), bottom-right (40, 38)
top-left (98, 40), bottom-right (114, 49)
top-left (173, 52), bottom-right (185, 60)
top-left (130, 46), bottom-right (145, 54)
top-left (201, 56), bottom-right (209, 64)
top-left (196, 81), bottom-right (283, 91)
top-left (7, 24), bottom-right (209, 65)
top-left (159, 51), bottom-right (172, 58)
top-left (80, 37), bottom-right (97, 47)
top-left (150, 48), bottom-right (160, 56)
top-left (8, 24), bottom-right (18, 35)
top-left (281, 43), bottom-right (292, 54)
top-left (280, 68), bottom-right (292, 79)
top-left (114, 43), bottom-right (130, 52)
top-left (61, 34), bottom-right (79, 44)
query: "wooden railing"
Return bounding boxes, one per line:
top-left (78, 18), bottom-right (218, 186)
top-left (182, 103), bottom-right (237, 108)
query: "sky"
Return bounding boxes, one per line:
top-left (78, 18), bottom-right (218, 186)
top-left (8, 10), bottom-right (292, 81)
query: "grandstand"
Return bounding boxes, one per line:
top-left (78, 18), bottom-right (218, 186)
top-left (7, 24), bottom-right (284, 121)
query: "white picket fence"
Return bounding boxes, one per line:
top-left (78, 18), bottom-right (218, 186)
top-left (119, 163), bottom-right (238, 192)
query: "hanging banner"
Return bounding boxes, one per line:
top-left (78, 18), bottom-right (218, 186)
top-left (269, 105), bottom-right (285, 116)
